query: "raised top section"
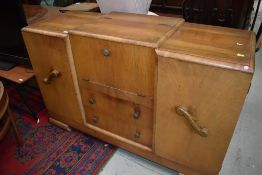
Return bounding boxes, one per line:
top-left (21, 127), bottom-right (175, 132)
top-left (22, 12), bottom-right (101, 36)
top-left (69, 12), bottom-right (184, 48)
top-left (23, 11), bottom-right (184, 47)
top-left (157, 23), bottom-right (255, 73)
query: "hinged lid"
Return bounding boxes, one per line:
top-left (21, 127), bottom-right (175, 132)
top-left (69, 12), bottom-right (184, 48)
top-left (157, 23), bottom-right (255, 73)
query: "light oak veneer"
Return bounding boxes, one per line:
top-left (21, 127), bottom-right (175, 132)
top-left (22, 12), bottom-right (255, 175)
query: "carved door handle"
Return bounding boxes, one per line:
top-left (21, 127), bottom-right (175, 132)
top-left (176, 106), bottom-right (208, 137)
top-left (43, 69), bottom-right (61, 84)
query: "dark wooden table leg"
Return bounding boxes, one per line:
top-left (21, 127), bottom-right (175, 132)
top-left (7, 107), bottom-right (24, 146)
top-left (16, 84), bottom-right (40, 124)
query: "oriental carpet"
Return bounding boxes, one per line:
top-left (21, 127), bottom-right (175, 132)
top-left (0, 83), bottom-right (116, 175)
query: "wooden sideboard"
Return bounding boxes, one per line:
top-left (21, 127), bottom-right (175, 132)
top-left (22, 12), bottom-right (255, 175)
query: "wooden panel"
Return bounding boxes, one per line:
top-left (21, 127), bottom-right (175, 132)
top-left (22, 31), bottom-right (83, 125)
top-left (26, 12), bottom-right (101, 34)
top-left (70, 36), bottom-right (156, 97)
top-left (81, 88), bottom-right (153, 147)
top-left (0, 66), bottom-right (34, 84)
top-left (155, 57), bottom-right (253, 174)
top-left (70, 13), bottom-right (184, 48)
top-left (158, 23), bottom-right (255, 73)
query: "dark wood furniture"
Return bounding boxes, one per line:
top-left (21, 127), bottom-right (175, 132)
top-left (0, 81), bottom-right (23, 145)
top-left (182, 0), bottom-right (254, 28)
top-left (150, 0), bottom-right (183, 14)
top-left (0, 66), bottom-right (39, 122)
top-left (88, 0), bottom-right (254, 28)
top-left (0, 66), bottom-right (34, 84)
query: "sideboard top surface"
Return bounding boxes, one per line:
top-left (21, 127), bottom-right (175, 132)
top-left (23, 11), bottom-right (255, 73)
top-left (22, 12), bottom-right (101, 35)
top-left (23, 11), bottom-right (184, 48)
top-left (69, 12), bottom-right (184, 48)
top-left (157, 23), bottom-right (255, 73)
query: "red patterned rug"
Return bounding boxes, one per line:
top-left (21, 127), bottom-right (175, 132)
top-left (0, 83), bottom-right (116, 175)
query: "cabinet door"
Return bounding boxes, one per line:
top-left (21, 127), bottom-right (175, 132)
top-left (22, 32), bottom-right (83, 125)
top-left (155, 57), bottom-right (252, 174)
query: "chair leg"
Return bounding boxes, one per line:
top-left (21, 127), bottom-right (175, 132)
top-left (7, 107), bottom-right (23, 146)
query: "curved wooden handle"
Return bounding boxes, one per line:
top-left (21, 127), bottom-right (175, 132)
top-left (176, 106), bottom-right (208, 137)
top-left (43, 69), bottom-right (60, 84)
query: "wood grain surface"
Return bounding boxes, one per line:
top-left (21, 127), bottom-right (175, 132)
top-left (69, 13), bottom-right (184, 48)
top-left (0, 66), bottom-right (34, 84)
top-left (157, 23), bottom-right (255, 73)
top-left (22, 12), bottom-right (255, 175)
top-left (81, 88), bottom-right (153, 147)
top-left (155, 56), bottom-right (253, 174)
top-left (70, 36), bottom-right (157, 98)
top-left (22, 32), bottom-right (83, 125)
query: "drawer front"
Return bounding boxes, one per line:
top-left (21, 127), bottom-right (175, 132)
top-left (70, 35), bottom-right (156, 97)
top-left (155, 57), bottom-right (252, 174)
top-left (22, 32), bottom-right (83, 125)
top-left (81, 88), bottom-right (153, 147)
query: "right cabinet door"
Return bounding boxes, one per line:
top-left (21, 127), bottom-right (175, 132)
top-left (154, 57), bottom-right (252, 174)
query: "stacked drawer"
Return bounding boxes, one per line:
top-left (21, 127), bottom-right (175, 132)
top-left (82, 88), bottom-right (153, 147)
top-left (70, 36), bottom-right (155, 148)
top-left (69, 13), bottom-right (184, 148)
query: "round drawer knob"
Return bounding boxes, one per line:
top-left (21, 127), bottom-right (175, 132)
top-left (103, 48), bottom-right (110, 57)
top-left (92, 116), bottom-right (98, 123)
top-left (133, 132), bottom-right (140, 139)
top-left (88, 97), bottom-right (96, 104)
top-left (133, 111), bottom-right (140, 119)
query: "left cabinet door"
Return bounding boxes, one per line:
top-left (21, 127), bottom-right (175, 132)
top-left (22, 32), bottom-right (83, 125)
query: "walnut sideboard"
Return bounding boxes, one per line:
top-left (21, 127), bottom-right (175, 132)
top-left (22, 12), bottom-right (255, 175)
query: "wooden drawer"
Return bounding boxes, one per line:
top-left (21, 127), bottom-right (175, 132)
top-left (70, 36), bottom-right (156, 97)
top-left (81, 87), bottom-right (153, 147)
